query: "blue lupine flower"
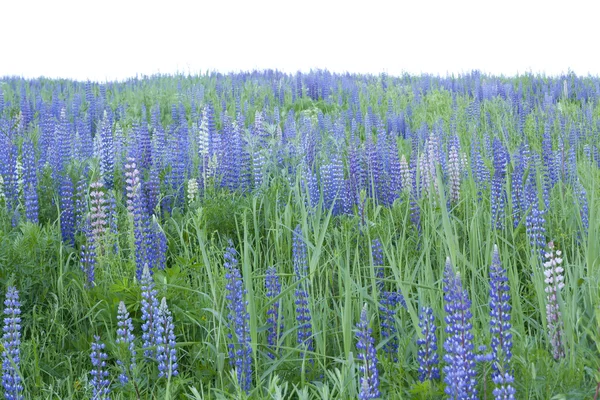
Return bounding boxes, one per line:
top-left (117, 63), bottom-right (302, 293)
top-left (293, 225), bottom-right (313, 356)
top-left (524, 167), bottom-right (546, 252)
top-left (417, 306), bottom-right (440, 382)
top-left (265, 266), bottom-right (283, 358)
top-left (489, 245), bottom-right (516, 399)
top-left (116, 301), bottom-right (136, 385)
top-left (356, 304), bottom-right (380, 400)
top-left (22, 140), bottom-right (38, 223)
top-left (156, 297), bottom-right (178, 379)
top-left (442, 258), bottom-right (477, 399)
top-left (224, 242), bottom-right (253, 392)
top-left (491, 139), bottom-right (507, 229)
top-left (90, 336), bottom-right (109, 400)
top-left (140, 264), bottom-right (159, 359)
top-left (80, 220), bottom-right (97, 287)
top-left (2, 286), bottom-right (23, 400)
top-left (60, 174), bottom-right (75, 245)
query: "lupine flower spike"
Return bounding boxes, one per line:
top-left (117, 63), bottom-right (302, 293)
top-left (356, 304), bottom-right (380, 399)
top-left (489, 245), bottom-right (515, 398)
top-left (90, 336), bottom-right (109, 400)
top-left (265, 266), bottom-right (283, 358)
top-left (544, 241), bottom-right (565, 360)
top-left (2, 286), bottom-right (23, 400)
top-left (442, 257), bottom-right (477, 399)
top-left (140, 264), bottom-right (159, 359)
top-left (224, 241), bottom-right (253, 392)
top-left (417, 306), bottom-right (440, 382)
top-left (116, 301), bottom-right (136, 385)
top-left (156, 298), bottom-right (178, 378)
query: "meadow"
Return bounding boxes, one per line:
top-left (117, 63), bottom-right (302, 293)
top-left (0, 70), bottom-right (599, 399)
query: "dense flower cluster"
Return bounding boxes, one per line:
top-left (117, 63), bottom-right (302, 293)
top-left (265, 266), bottom-right (283, 358)
top-left (90, 336), bottom-right (109, 400)
top-left (489, 245), bottom-right (515, 399)
top-left (224, 242), bottom-right (253, 392)
top-left (417, 306), bottom-right (440, 382)
top-left (116, 301), bottom-right (136, 385)
top-left (544, 241), bottom-right (565, 360)
top-left (443, 258), bottom-right (477, 399)
top-left (356, 305), bottom-right (380, 399)
top-left (2, 286), bottom-right (23, 400)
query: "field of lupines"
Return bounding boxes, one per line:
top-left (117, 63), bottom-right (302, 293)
top-left (0, 70), bottom-right (599, 399)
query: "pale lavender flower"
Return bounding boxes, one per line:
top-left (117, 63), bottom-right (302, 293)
top-left (544, 241), bottom-right (565, 360)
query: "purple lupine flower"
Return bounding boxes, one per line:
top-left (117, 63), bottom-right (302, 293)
top-left (2, 286), bottom-right (23, 400)
top-left (417, 306), bottom-right (440, 382)
top-left (471, 139), bottom-right (489, 200)
top-left (95, 111), bottom-right (115, 189)
top-left (22, 140), bottom-right (38, 223)
top-left (489, 245), bottom-right (516, 399)
top-left (224, 242), bottom-right (253, 392)
top-left (356, 304), bottom-right (380, 400)
top-left (524, 167), bottom-right (546, 252)
top-left (442, 257), bottom-right (477, 399)
top-left (90, 336), bottom-right (109, 400)
top-left (574, 180), bottom-right (589, 235)
top-left (60, 174), bottom-right (75, 245)
top-left (116, 301), bottom-right (136, 385)
top-left (491, 139), bottom-right (508, 229)
top-left (156, 297), bottom-right (178, 379)
top-left (293, 225), bottom-right (313, 357)
top-left (140, 264), bottom-right (159, 359)
top-left (80, 220), bottom-right (97, 287)
top-left (544, 242), bottom-right (565, 360)
top-left (265, 266), bottom-right (283, 359)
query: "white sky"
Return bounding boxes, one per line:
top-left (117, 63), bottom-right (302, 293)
top-left (1, 0), bottom-right (598, 81)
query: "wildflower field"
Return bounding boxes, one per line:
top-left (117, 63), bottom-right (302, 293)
top-left (0, 70), bottom-right (599, 399)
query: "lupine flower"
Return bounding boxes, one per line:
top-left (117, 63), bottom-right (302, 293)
top-left (265, 266), bottom-right (283, 358)
top-left (140, 264), bottom-right (159, 359)
top-left (489, 245), bottom-right (515, 398)
top-left (356, 304), bottom-right (380, 400)
top-left (116, 301), bottom-right (136, 385)
top-left (89, 180), bottom-right (108, 244)
top-left (90, 336), bottom-right (109, 400)
top-left (544, 241), bottom-right (565, 360)
top-left (96, 110), bottom-right (115, 189)
top-left (399, 154), bottom-right (412, 193)
top-left (187, 178), bottom-right (199, 205)
top-left (448, 143), bottom-right (462, 204)
top-left (524, 167), bottom-right (546, 252)
top-left (124, 157), bottom-right (140, 215)
top-left (417, 306), bottom-right (440, 382)
top-left (156, 297), bottom-right (178, 378)
top-left (80, 220), bottom-right (97, 287)
top-left (491, 139), bottom-right (508, 229)
top-left (2, 286), bottom-right (23, 400)
top-left (224, 242), bottom-right (253, 392)
top-left (293, 225), bottom-right (313, 356)
top-left (443, 258), bottom-right (477, 399)
top-left (22, 140), bottom-right (38, 223)
top-left (60, 174), bottom-right (75, 245)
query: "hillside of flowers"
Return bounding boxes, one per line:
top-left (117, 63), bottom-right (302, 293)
top-left (0, 70), bottom-right (599, 399)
